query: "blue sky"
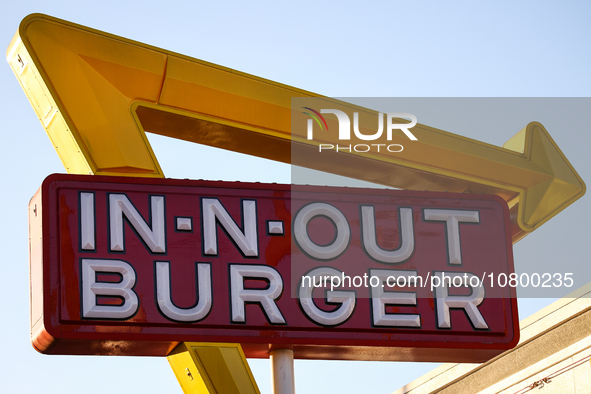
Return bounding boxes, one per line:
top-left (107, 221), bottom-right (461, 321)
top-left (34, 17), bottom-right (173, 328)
top-left (1, 1), bottom-right (590, 393)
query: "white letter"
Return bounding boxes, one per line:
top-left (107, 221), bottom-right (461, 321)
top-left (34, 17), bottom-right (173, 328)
top-left (80, 192), bottom-right (95, 251)
top-left (156, 262), bottom-right (212, 322)
top-left (353, 144), bottom-right (371, 152)
top-left (202, 199), bottom-right (258, 257)
top-left (307, 118), bottom-right (314, 140)
top-left (230, 264), bottom-right (285, 324)
top-left (301, 276), bottom-right (313, 288)
top-left (387, 113), bottom-right (417, 140)
top-left (424, 209), bottom-right (480, 265)
top-left (361, 206), bottom-right (414, 264)
top-left (433, 271), bottom-right (488, 329)
top-left (298, 267), bottom-right (356, 326)
top-left (293, 203), bottom-right (350, 260)
top-left (387, 144), bottom-right (404, 152)
top-left (353, 112), bottom-right (384, 140)
top-left (109, 194), bottom-right (165, 253)
top-left (81, 259), bottom-right (138, 319)
top-left (369, 269), bottom-right (420, 327)
top-left (321, 109), bottom-right (351, 140)
top-left (330, 275), bottom-right (341, 291)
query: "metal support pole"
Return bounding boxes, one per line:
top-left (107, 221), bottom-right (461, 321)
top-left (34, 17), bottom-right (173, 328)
top-left (270, 349), bottom-right (295, 394)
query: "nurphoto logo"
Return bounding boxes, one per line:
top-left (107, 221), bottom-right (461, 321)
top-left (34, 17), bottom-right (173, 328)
top-left (303, 107), bottom-right (418, 153)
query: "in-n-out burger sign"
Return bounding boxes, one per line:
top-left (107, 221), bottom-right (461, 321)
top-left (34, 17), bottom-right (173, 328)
top-left (29, 175), bottom-right (518, 362)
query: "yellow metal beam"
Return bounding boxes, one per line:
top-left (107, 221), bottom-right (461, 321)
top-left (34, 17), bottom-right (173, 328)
top-left (7, 13), bottom-right (164, 176)
top-left (167, 343), bottom-right (260, 394)
top-left (7, 14), bottom-right (585, 243)
top-left (7, 14), bottom-right (262, 394)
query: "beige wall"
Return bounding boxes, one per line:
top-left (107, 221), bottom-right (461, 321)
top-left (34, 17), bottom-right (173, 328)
top-left (393, 288), bottom-right (591, 394)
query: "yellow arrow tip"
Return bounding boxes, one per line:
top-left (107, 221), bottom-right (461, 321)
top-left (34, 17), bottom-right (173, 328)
top-left (517, 122), bottom-right (585, 231)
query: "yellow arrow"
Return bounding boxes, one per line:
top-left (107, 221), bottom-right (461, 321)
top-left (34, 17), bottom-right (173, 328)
top-left (167, 343), bottom-right (260, 394)
top-left (291, 109), bottom-right (585, 241)
top-left (319, 117), bottom-right (584, 241)
top-left (8, 14), bottom-right (263, 394)
top-left (7, 13), bottom-right (585, 245)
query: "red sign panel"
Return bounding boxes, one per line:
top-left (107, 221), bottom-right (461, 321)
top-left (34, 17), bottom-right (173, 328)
top-left (29, 174), bottom-right (518, 362)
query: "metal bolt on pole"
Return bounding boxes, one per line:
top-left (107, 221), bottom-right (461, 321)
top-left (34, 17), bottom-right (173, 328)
top-left (270, 349), bottom-right (295, 394)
